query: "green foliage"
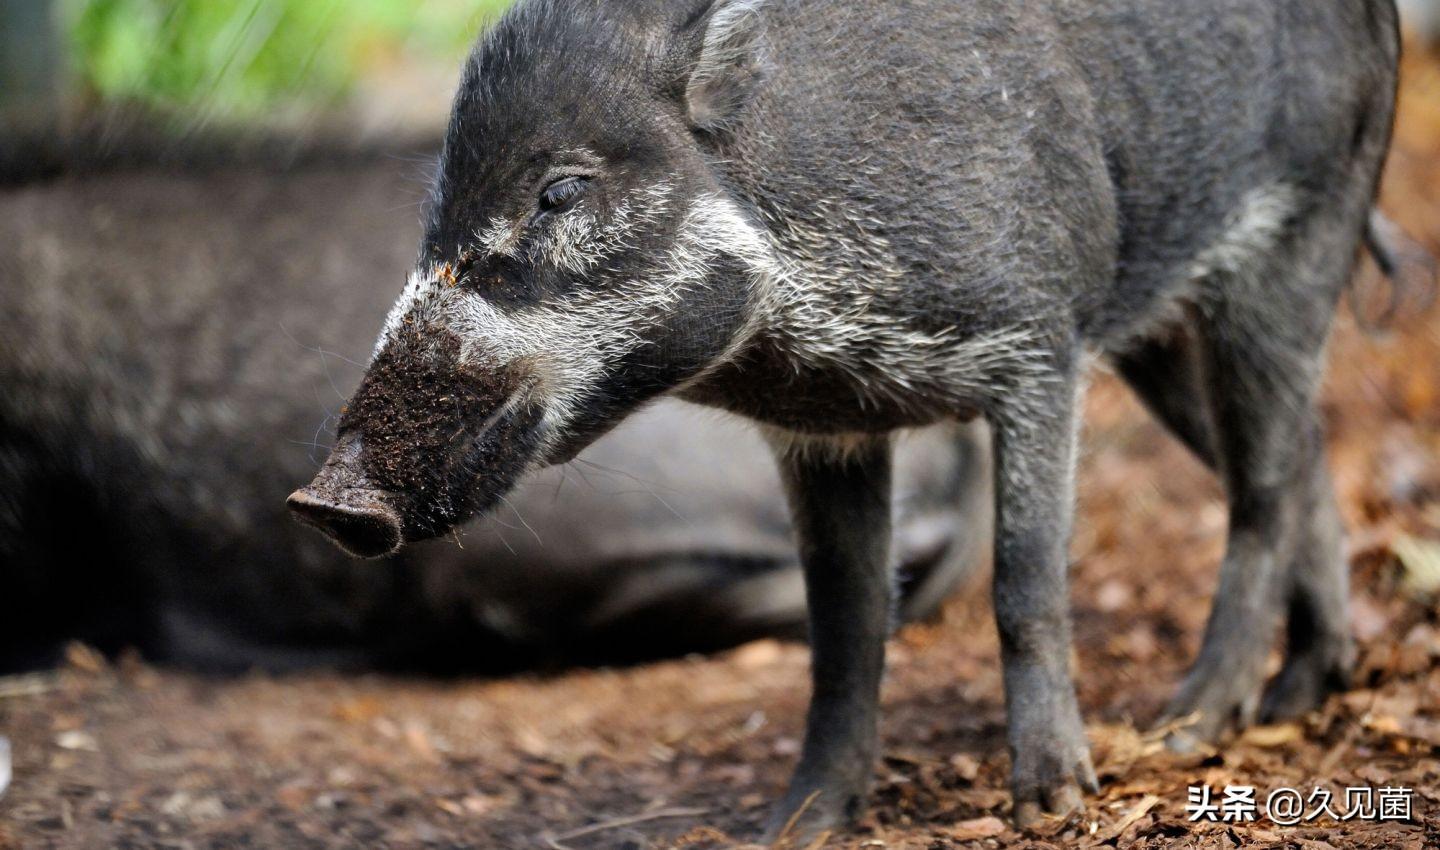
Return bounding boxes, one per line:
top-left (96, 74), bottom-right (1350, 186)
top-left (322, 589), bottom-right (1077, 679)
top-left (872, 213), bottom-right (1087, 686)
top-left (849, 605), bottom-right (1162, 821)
top-left (63, 0), bottom-right (512, 113)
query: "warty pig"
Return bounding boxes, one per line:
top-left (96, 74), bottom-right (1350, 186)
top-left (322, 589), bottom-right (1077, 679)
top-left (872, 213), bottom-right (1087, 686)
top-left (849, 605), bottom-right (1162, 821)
top-left (290, 0), bottom-right (1401, 836)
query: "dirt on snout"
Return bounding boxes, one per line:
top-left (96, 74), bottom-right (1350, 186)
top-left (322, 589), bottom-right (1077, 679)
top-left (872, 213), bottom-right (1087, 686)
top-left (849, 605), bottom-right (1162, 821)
top-left (4, 41), bottom-right (1440, 850)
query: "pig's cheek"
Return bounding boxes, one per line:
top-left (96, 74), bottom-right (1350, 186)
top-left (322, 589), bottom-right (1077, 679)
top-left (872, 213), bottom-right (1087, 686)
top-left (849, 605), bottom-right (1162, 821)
top-left (421, 400), bottom-right (546, 532)
top-left (517, 345), bottom-right (609, 437)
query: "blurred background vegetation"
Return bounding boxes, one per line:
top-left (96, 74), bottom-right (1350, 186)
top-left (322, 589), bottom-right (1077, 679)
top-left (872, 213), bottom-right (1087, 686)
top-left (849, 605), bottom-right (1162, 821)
top-left (63, 0), bottom-right (507, 113)
top-left (2, 0), bottom-right (513, 152)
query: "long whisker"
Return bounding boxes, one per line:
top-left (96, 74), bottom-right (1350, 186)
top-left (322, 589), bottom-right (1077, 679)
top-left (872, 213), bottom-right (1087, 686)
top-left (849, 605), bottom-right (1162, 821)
top-left (496, 493), bottom-right (542, 546)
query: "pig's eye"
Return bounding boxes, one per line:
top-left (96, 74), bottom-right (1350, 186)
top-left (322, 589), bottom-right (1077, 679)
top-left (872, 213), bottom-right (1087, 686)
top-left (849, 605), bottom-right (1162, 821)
top-left (539, 176), bottom-right (588, 213)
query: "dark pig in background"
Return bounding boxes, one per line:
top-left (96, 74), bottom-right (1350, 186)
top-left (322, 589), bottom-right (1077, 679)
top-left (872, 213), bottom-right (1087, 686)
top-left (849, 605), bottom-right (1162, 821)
top-left (290, 0), bottom-right (1403, 838)
top-left (0, 154), bottom-right (988, 674)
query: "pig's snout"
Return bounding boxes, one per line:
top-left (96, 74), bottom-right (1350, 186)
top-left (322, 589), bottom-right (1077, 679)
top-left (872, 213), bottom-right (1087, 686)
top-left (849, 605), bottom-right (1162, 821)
top-left (288, 436), bottom-right (403, 559)
top-left (287, 486), bottom-right (401, 559)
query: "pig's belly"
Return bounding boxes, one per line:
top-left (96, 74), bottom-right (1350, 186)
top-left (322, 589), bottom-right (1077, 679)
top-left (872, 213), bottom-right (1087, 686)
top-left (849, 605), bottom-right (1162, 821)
top-left (679, 334), bottom-right (987, 433)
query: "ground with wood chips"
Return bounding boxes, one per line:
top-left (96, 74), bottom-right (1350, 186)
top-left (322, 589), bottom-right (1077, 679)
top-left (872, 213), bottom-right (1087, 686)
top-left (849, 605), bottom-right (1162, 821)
top-left (3, 42), bottom-right (1440, 850)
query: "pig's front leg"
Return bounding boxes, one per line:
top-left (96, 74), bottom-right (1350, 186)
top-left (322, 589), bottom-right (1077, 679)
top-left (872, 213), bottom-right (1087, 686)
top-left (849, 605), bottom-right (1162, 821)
top-left (990, 380), bottom-right (1098, 828)
top-left (763, 435), bottom-right (893, 841)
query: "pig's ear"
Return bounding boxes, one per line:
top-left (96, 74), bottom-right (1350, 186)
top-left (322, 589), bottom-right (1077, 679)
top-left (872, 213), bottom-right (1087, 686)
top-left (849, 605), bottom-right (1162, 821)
top-left (677, 0), bottom-right (769, 132)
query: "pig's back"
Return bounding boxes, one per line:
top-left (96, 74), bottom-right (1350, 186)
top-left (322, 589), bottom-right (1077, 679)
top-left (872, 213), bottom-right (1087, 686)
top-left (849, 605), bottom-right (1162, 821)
top-left (731, 0), bottom-right (1397, 341)
top-left (1057, 0), bottom-right (1399, 338)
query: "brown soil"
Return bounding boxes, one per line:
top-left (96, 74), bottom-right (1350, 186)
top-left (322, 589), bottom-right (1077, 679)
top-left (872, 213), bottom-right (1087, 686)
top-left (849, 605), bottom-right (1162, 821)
top-left (3, 42), bottom-right (1440, 850)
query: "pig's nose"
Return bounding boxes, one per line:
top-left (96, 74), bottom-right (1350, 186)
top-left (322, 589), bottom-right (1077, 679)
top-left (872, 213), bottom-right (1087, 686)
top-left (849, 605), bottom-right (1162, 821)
top-left (287, 486), bottom-right (403, 559)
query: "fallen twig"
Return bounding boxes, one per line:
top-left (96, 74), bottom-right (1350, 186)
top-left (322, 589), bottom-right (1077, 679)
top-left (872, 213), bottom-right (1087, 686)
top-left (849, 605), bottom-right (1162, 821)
top-left (1092, 794), bottom-right (1160, 844)
top-left (0, 672), bottom-right (57, 700)
top-left (542, 805), bottom-right (709, 849)
top-left (771, 790), bottom-right (822, 849)
top-left (0, 735), bottom-right (10, 800)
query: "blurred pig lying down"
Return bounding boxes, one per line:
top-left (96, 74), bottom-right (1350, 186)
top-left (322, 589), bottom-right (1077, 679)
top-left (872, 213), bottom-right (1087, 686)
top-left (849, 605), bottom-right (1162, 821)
top-left (0, 154), bottom-right (987, 674)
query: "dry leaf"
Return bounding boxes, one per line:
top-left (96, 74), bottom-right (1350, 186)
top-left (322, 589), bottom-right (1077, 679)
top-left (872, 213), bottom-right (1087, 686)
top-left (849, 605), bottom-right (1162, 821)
top-left (276, 783), bottom-right (314, 812)
top-left (949, 752), bottom-right (981, 781)
top-left (1239, 724), bottom-right (1303, 748)
top-left (63, 643), bottom-right (106, 675)
top-left (1093, 794), bottom-right (1160, 843)
top-left (403, 721), bottom-right (440, 763)
top-left (730, 639), bottom-right (785, 669)
top-left (946, 815), bottom-right (1008, 841)
top-left (331, 697), bottom-right (384, 724)
top-left (55, 730), bottom-right (97, 752)
top-left (1392, 534), bottom-right (1440, 599)
top-left (1366, 714), bottom-right (1404, 736)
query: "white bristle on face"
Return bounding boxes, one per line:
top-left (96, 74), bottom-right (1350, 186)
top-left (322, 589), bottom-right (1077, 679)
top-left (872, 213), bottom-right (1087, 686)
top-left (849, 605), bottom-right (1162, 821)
top-left (374, 185), bottom-right (786, 458)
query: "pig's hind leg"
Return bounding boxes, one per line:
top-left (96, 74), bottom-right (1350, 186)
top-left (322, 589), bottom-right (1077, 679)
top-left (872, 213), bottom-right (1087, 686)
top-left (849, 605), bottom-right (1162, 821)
top-left (1119, 327), bottom-right (1354, 736)
top-left (1114, 328), bottom-right (1218, 468)
top-left (1256, 441), bottom-right (1354, 723)
top-left (1153, 191), bottom-right (1360, 749)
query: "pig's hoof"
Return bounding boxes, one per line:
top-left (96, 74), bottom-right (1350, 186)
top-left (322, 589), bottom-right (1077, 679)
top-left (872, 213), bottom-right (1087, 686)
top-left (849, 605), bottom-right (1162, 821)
top-left (761, 783), bottom-right (863, 847)
top-left (1160, 653), bottom-right (1268, 750)
top-left (1258, 639), bottom-right (1355, 723)
top-left (1009, 722), bottom-right (1098, 830)
top-left (1013, 783), bottom-right (1086, 830)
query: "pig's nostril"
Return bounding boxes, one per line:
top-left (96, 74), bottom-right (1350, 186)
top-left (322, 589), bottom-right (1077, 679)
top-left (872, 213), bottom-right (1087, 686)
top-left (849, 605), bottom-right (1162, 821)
top-left (286, 487), bottom-right (403, 559)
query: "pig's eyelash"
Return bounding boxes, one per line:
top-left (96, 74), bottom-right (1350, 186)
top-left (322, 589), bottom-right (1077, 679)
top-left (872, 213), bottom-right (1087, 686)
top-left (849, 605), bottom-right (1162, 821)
top-left (538, 175), bottom-right (589, 214)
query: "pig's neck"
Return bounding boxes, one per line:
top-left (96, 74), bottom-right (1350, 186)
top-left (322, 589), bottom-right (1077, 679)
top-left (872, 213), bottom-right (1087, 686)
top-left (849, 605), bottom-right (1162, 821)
top-left (678, 193), bottom-right (1001, 432)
